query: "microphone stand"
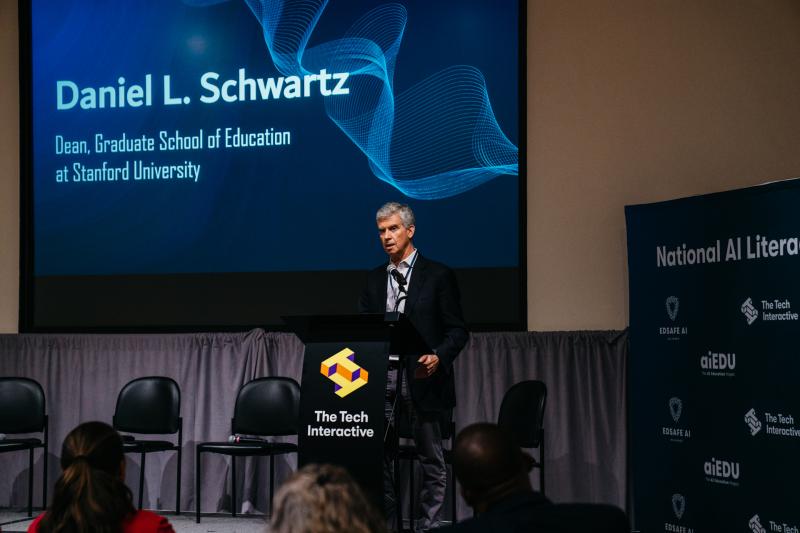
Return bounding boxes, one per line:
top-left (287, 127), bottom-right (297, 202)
top-left (385, 268), bottom-right (409, 524)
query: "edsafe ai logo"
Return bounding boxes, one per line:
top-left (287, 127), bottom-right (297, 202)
top-left (666, 296), bottom-right (680, 321)
top-left (320, 348), bottom-right (369, 398)
top-left (660, 296), bottom-right (687, 340)
top-left (663, 397), bottom-right (691, 442)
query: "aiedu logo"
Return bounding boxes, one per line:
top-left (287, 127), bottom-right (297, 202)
top-left (666, 296), bottom-right (680, 321)
top-left (749, 514), bottom-right (766, 533)
top-left (704, 457), bottom-right (740, 486)
top-left (744, 408), bottom-right (762, 436)
top-left (700, 350), bottom-right (736, 377)
top-left (741, 297), bottom-right (758, 325)
top-left (320, 348), bottom-right (369, 398)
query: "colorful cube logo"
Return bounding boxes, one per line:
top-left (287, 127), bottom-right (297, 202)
top-left (320, 348), bottom-right (369, 398)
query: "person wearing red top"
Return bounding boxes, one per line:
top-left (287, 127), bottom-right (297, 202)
top-left (27, 421), bottom-right (174, 533)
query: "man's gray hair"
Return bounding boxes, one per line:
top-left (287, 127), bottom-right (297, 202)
top-left (376, 202), bottom-right (415, 228)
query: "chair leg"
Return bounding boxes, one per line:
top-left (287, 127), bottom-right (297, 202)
top-left (28, 448), bottom-right (34, 517)
top-left (269, 455), bottom-right (275, 517)
top-left (450, 464), bottom-right (456, 525)
top-left (408, 457), bottom-right (415, 530)
top-left (195, 449), bottom-right (202, 523)
top-left (231, 455), bottom-right (237, 518)
top-left (539, 464), bottom-right (545, 495)
top-left (138, 452), bottom-right (145, 509)
top-left (394, 455), bottom-right (402, 530)
top-left (43, 418), bottom-right (49, 510)
top-left (539, 441), bottom-right (545, 496)
top-left (42, 445), bottom-right (48, 510)
top-left (176, 447), bottom-right (182, 514)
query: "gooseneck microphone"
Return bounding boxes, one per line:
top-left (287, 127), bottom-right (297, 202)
top-left (387, 264), bottom-right (408, 312)
top-left (390, 268), bottom-right (407, 291)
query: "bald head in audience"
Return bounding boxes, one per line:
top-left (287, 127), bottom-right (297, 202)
top-left (452, 422), bottom-right (537, 514)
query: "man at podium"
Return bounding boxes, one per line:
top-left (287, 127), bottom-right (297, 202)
top-left (359, 202), bottom-right (469, 530)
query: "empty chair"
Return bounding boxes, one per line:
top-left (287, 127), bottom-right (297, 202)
top-left (195, 376), bottom-right (301, 523)
top-left (0, 377), bottom-right (48, 516)
top-left (112, 376), bottom-right (182, 513)
top-left (497, 380), bottom-right (547, 494)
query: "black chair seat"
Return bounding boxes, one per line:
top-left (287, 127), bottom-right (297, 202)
top-left (197, 441), bottom-right (297, 456)
top-left (397, 443), bottom-right (415, 457)
top-left (123, 439), bottom-right (178, 453)
top-left (0, 441), bottom-right (42, 452)
top-left (1, 437), bottom-right (43, 446)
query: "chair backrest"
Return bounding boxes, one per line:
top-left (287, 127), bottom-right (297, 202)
top-left (531, 503), bottom-right (630, 533)
top-left (113, 376), bottom-right (181, 434)
top-left (232, 377), bottom-right (300, 437)
top-left (497, 380), bottom-right (547, 448)
top-left (0, 377), bottom-right (46, 434)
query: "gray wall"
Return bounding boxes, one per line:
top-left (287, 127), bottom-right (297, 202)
top-left (2, 1), bottom-right (800, 333)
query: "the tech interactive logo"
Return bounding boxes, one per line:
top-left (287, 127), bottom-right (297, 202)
top-left (320, 348), bottom-right (369, 398)
top-left (744, 408), bottom-right (763, 436)
top-left (741, 297), bottom-right (759, 325)
top-left (749, 514), bottom-right (766, 533)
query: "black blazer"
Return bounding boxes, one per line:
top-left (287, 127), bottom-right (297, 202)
top-left (359, 254), bottom-right (468, 412)
top-left (436, 492), bottom-right (551, 533)
top-left (438, 497), bottom-right (630, 533)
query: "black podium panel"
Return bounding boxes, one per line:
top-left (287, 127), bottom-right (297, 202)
top-left (286, 313), bottom-right (430, 510)
top-left (298, 340), bottom-right (389, 505)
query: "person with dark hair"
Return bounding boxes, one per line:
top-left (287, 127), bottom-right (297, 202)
top-left (445, 423), bottom-right (630, 533)
top-left (28, 421), bottom-right (174, 533)
top-left (269, 463), bottom-right (387, 533)
top-left (441, 422), bottom-right (549, 532)
top-left (359, 202), bottom-right (469, 531)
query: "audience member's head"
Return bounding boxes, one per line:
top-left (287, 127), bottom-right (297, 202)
top-left (452, 422), bottom-right (535, 513)
top-left (270, 463), bottom-right (387, 533)
top-left (36, 421), bottom-right (135, 533)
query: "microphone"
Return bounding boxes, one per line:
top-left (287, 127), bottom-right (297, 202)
top-left (387, 265), bottom-right (408, 312)
top-left (387, 265), bottom-right (407, 293)
top-left (228, 435), bottom-right (266, 445)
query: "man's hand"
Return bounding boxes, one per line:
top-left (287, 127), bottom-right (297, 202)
top-left (415, 354), bottom-right (440, 379)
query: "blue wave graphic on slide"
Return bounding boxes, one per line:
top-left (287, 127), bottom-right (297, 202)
top-left (190, 0), bottom-right (518, 199)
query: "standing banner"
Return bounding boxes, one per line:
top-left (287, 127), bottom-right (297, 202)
top-left (626, 179), bottom-right (800, 533)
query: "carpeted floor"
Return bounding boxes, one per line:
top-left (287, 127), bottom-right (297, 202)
top-left (0, 510), bottom-right (269, 533)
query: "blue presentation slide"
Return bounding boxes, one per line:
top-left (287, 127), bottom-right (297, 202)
top-left (32, 0), bottom-right (520, 276)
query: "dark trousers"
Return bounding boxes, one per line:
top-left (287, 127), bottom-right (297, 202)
top-left (385, 368), bottom-right (447, 531)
